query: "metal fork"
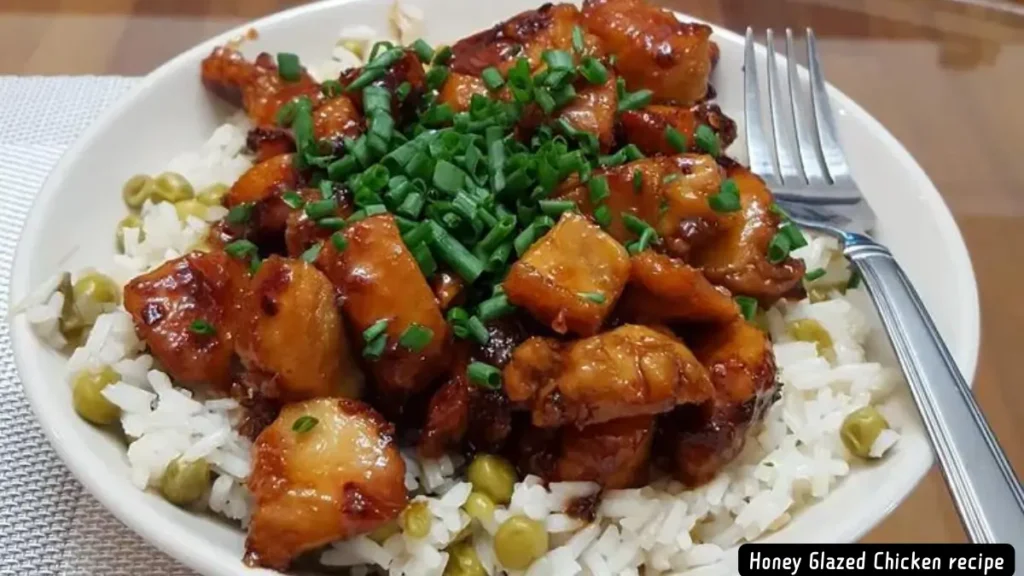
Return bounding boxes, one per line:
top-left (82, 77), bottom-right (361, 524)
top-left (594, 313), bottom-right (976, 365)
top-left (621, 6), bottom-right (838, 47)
top-left (745, 28), bottom-right (1024, 547)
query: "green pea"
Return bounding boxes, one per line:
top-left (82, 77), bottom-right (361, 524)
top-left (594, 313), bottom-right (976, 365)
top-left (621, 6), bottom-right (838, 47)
top-left (444, 540), bottom-right (486, 576)
top-left (74, 273), bottom-right (121, 306)
top-left (786, 318), bottom-right (834, 359)
top-left (174, 199), bottom-right (208, 221)
top-left (494, 515), bottom-right (547, 570)
top-left (57, 272), bottom-right (87, 342)
top-left (196, 183), bottom-right (229, 206)
top-left (462, 491), bottom-right (495, 524)
top-left (466, 454), bottom-right (517, 505)
top-left (400, 501), bottom-right (432, 539)
top-left (841, 405), bottom-right (889, 459)
top-left (116, 214), bottom-right (144, 252)
top-left (122, 175), bottom-right (154, 209)
top-left (160, 456), bottom-right (211, 505)
top-left (152, 172), bottom-right (194, 203)
top-left (71, 366), bottom-right (121, 425)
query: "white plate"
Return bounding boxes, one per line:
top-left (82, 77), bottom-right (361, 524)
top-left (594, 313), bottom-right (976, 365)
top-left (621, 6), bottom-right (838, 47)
top-left (8, 0), bottom-right (980, 574)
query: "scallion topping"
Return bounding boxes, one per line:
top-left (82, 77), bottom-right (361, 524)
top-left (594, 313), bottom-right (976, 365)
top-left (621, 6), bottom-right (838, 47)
top-left (572, 25), bottom-right (586, 53)
top-left (331, 232), bottom-right (348, 252)
top-left (291, 415), bottom-right (319, 433)
top-left (301, 242), bottom-right (323, 263)
top-left (805, 268), bottom-right (826, 281)
top-left (477, 294), bottom-right (515, 321)
top-left (579, 57), bottom-right (608, 85)
top-left (189, 319), bottom-right (216, 336)
top-left (411, 39), bottom-right (435, 63)
top-left (617, 89), bottom-right (653, 113)
top-left (694, 124), bottom-right (720, 156)
top-left (665, 126), bottom-right (687, 152)
top-left (482, 67), bottom-right (505, 90)
top-left (282, 191), bottom-right (305, 209)
top-left (398, 323), bottom-right (434, 352)
top-left (466, 315), bottom-right (489, 345)
top-left (226, 202), bottom-right (254, 225)
top-left (363, 319), bottom-right (390, 343)
top-left (578, 291), bottom-right (606, 304)
top-left (277, 52), bottom-right (302, 82)
top-left (225, 239), bottom-right (258, 260)
top-left (588, 175), bottom-right (610, 204)
top-left (305, 198), bottom-right (337, 220)
top-left (709, 179), bottom-right (741, 212)
top-left (594, 204), bottom-right (612, 229)
top-left (736, 296), bottom-right (758, 321)
top-left (467, 361), bottom-right (502, 390)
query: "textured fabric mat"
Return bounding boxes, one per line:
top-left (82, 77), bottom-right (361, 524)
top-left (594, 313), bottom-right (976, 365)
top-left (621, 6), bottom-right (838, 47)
top-left (0, 77), bottom-right (195, 576)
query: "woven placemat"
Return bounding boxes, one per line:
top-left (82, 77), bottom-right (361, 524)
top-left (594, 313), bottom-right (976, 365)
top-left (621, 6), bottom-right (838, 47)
top-left (0, 77), bottom-right (195, 576)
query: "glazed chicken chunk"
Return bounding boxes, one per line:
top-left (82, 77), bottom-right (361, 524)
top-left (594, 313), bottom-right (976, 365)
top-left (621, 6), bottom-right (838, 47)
top-left (620, 103), bottom-right (737, 156)
top-left (581, 0), bottom-right (713, 105)
top-left (519, 414), bottom-right (656, 489)
top-left (217, 153), bottom-right (301, 253)
top-left (618, 251), bottom-right (739, 325)
top-left (658, 319), bottom-right (778, 487)
top-left (123, 251), bottom-right (248, 392)
top-left (315, 214), bottom-right (451, 406)
top-left (504, 324), bottom-right (714, 428)
top-left (246, 398), bottom-right (407, 570)
top-left (235, 256), bottom-right (363, 401)
top-left (504, 212), bottom-right (630, 336)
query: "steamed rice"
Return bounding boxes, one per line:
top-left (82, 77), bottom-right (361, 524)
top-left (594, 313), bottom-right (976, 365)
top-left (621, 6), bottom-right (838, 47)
top-left (15, 6), bottom-right (905, 575)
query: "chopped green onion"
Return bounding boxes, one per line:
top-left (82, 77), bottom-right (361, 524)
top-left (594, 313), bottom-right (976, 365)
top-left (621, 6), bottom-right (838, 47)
top-left (422, 103), bottom-right (455, 126)
top-left (770, 203), bottom-right (792, 222)
top-left (622, 213), bottom-right (655, 238)
top-left (632, 170), bottom-right (643, 193)
top-left (487, 241), bottom-right (513, 272)
top-left (628, 227), bottom-right (656, 254)
top-left (433, 160), bottom-right (467, 193)
top-left (477, 294), bottom-right (515, 321)
top-left (363, 319), bottom-right (390, 343)
top-left (662, 174), bottom-right (680, 185)
top-left (411, 242), bottom-right (438, 277)
top-left (317, 217), bottom-right (346, 230)
top-left (225, 239), bottom-right (258, 260)
top-left (301, 242), bottom-right (323, 263)
top-left (426, 65), bottom-right (449, 91)
top-left (368, 41), bottom-right (393, 61)
top-left (766, 230), bottom-right (792, 263)
top-left (319, 180), bottom-right (334, 199)
top-left (397, 192), bottom-right (426, 219)
top-left (694, 124), bottom-right (720, 156)
top-left (538, 200), bottom-right (576, 217)
top-left (572, 25), bottom-right (586, 53)
top-left (617, 89), bottom-right (653, 112)
top-left (331, 232), bottom-right (348, 252)
top-left (189, 319), bottom-right (216, 336)
top-left (579, 57), bottom-right (608, 85)
top-left (512, 216), bottom-right (555, 256)
top-left (276, 100), bottom-right (297, 126)
top-left (427, 222), bottom-right (484, 282)
top-left (578, 291), bottom-right (606, 304)
top-left (346, 67), bottom-right (385, 92)
top-left (411, 39), bottom-right (435, 63)
top-left (665, 126), bottom-right (687, 152)
top-left (709, 179), bottom-right (741, 212)
top-left (398, 323), bottom-right (434, 352)
top-left (735, 296), bottom-right (758, 321)
top-left (226, 202), bottom-right (254, 225)
top-left (466, 316), bottom-right (489, 345)
top-left (276, 52), bottom-right (301, 82)
top-left (328, 155), bottom-right (360, 180)
top-left (402, 221), bottom-right (433, 248)
top-left (482, 67), bottom-right (505, 90)
top-left (363, 333), bottom-right (387, 360)
top-left (321, 80), bottom-right (343, 98)
top-left (467, 361), bottom-right (502, 390)
top-left (594, 204), bottom-right (612, 229)
top-left (542, 49), bottom-right (574, 71)
top-left (447, 306), bottom-right (470, 338)
top-left (778, 222), bottom-right (808, 250)
top-left (805, 268), bottom-right (827, 281)
top-left (432, 45), bottom-right (453, 65)
top-left (847, 269), bottom-right (862, 289)
top-left (535, 87), bottom-right (556, 115)
top-left (476, 215), bottom-right (517, 255)
top-left (589, 175), bottom-right (610, 204)
top-left (305, 198), bottom-right (337, 220)
top-left (599, 144), bottom-right (644, 167)
top-left (396, 81), bottom-right (412, 101)
top-left (291, 415), bottom-right (319, 433)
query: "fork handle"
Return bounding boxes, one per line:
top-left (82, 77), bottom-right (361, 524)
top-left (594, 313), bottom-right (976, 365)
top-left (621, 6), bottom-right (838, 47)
top-left (844, 234), bottom-right (1024, 549)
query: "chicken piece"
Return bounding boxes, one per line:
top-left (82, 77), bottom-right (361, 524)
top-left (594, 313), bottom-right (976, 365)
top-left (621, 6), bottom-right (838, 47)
top-left (437, 73), bottom-right (491, 114)
top-left (313, 94), bottom-right (364, 149)
top-left (620, 103), bottom-right (737, 156)
top-left (658, 320), bottom-right (778, 487)
top-left (504, 324), bottom-right (713, 428)
top-left (123, 251), bottom-right (248, 392)
top-left (555, 154), bottom-right (725, 256)
top-left (504, 212), bottom-right (629, 336)
top-left (431, 269), bottom-right (466, 310)
top-left (518, 415), bottom-right (655, 489)
top-left (581, 0), bottom-right (712, 105)
top-left (246, 127), bottom-right (295, 162)
top-left (617, 251), bottom-right (739, 324)
top-left (559, 75), bottom-right (618, 149)
top-left (225, 154), bottom-right (302, 254)
top-left (450, 3), bottom-right (604, 77)
top-left (246, 398), bottom-right (407, 570)
top-left (687, 162), bottom-right (805, 304)
top-left (340, 50), bottom-right (427, 125)
top-left (236, 256), bottom-right (362, 402)
top-left (283, 185), bottom-right (354, 258)
top-left (201, 47), bottom-right (322, 126)
top-left (315, 214), bottom-right (451, 406)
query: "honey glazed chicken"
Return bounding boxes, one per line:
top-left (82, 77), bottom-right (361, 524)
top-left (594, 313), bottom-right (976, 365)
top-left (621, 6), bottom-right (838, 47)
top-left (120, 0), bottom-right (808, 569)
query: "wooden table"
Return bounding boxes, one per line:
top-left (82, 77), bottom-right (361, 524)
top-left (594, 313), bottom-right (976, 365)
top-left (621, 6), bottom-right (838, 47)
top-left (3, 0), bottom-right (1022, 547)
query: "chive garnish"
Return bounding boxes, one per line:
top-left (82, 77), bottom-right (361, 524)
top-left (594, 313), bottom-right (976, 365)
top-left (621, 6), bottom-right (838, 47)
top-left (467, 361), bottom-right (502, 390)
top-left (225, 239), bottom-right (258, 260)
top-left (709, 179), bottom-right (741, 212)
top-left (398, 323), bottom-right (434, 352)
top-left (282, 191), bottom-right (305, 209)
top-left (301, 242), bottom-right (323, 263)
top-left (291, 415), bottom-right (319, 433)
top-left (805, 268), bottom-right (827, 281)
top-left (736, 296), bottom-right (758, 321)
top-left (226, 202), bottom-right (254, 225)
top-left (411, 39), bottom-right (434, 63)
top-left (572, 25), bottom-right (586, 53)
top-left (694, 124), bottom-right (720, 156)
top-left (331, 232), bottom-right (348, 252)
top-left (617, 89), bottom-right (653, 113)
top-left (189, 319), bottom-right (216, 336)
top-left (482, 67), bottom-right (505, 90)
top-left (277, 52), bottom-right (301, 81)
top-left (578, 291), bottom-right (606, 304)
top-left (363, 319), bottom-right (389, 343)
top-left (665, 126), bottom-right (687, 152)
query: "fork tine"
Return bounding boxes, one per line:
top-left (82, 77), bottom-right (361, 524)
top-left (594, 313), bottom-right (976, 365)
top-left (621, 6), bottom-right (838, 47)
top-left (785, 29), bottom-right (828, 186)
top-left (807, 29), bottom-right (853, 184)
top-left (744, 28), bottom-right (778, 185)
top-left (765, 29), bottom-right (804, 185)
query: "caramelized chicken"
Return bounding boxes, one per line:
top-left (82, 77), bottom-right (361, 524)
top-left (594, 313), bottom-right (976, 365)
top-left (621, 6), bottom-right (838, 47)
top-left (437, 73), bottom-right (491, 114)
top-left (687, 162), bottom-right (805, 305)
top-left (235, 256), bottom-right (362, 402)
top-left (431, 269), bottom-right (466, 310)
top-left (504, 212), bottom-right (630, 336)
top-left (223, 153), bottom-right (307, 254)
top-left (246, 398), bottom-right (407, 570)
top-left (555, 154), bottom-right (725, 253)
top-left (450, 3), bottom-right (603, 77)
top-left (123, 251), bottom-right (248, 392)
top-left (518, 414), bottom-right (655, 488)
top-left (658, 319), bottom-right (778, 487)
top-left (504, 324), bottom-right (714, 428)
top-left (201, 47), bottom-right (322, 127)
top-left (315, 215), bottom-right (451, 407)
top-left (617, 251), bottom-right (739, 325)
top-left (313, 94), bottom-right (364, 148)
top-left (340, 50), bottom-right (427, 125)
top-left (555, 74), bottom-right (619, 150)
top-left (620, 103), bottom-right (737, 156)
top-left (581, 0), bottom-right (713, 105)
top-left (283, 185), bottom-right (354, 258)
top-left (246, 127), bottom-right (295, 162)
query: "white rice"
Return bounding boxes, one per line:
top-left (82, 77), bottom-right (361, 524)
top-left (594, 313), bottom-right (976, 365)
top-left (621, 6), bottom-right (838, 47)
top-left (15, 5), bottom-right (907, 574)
